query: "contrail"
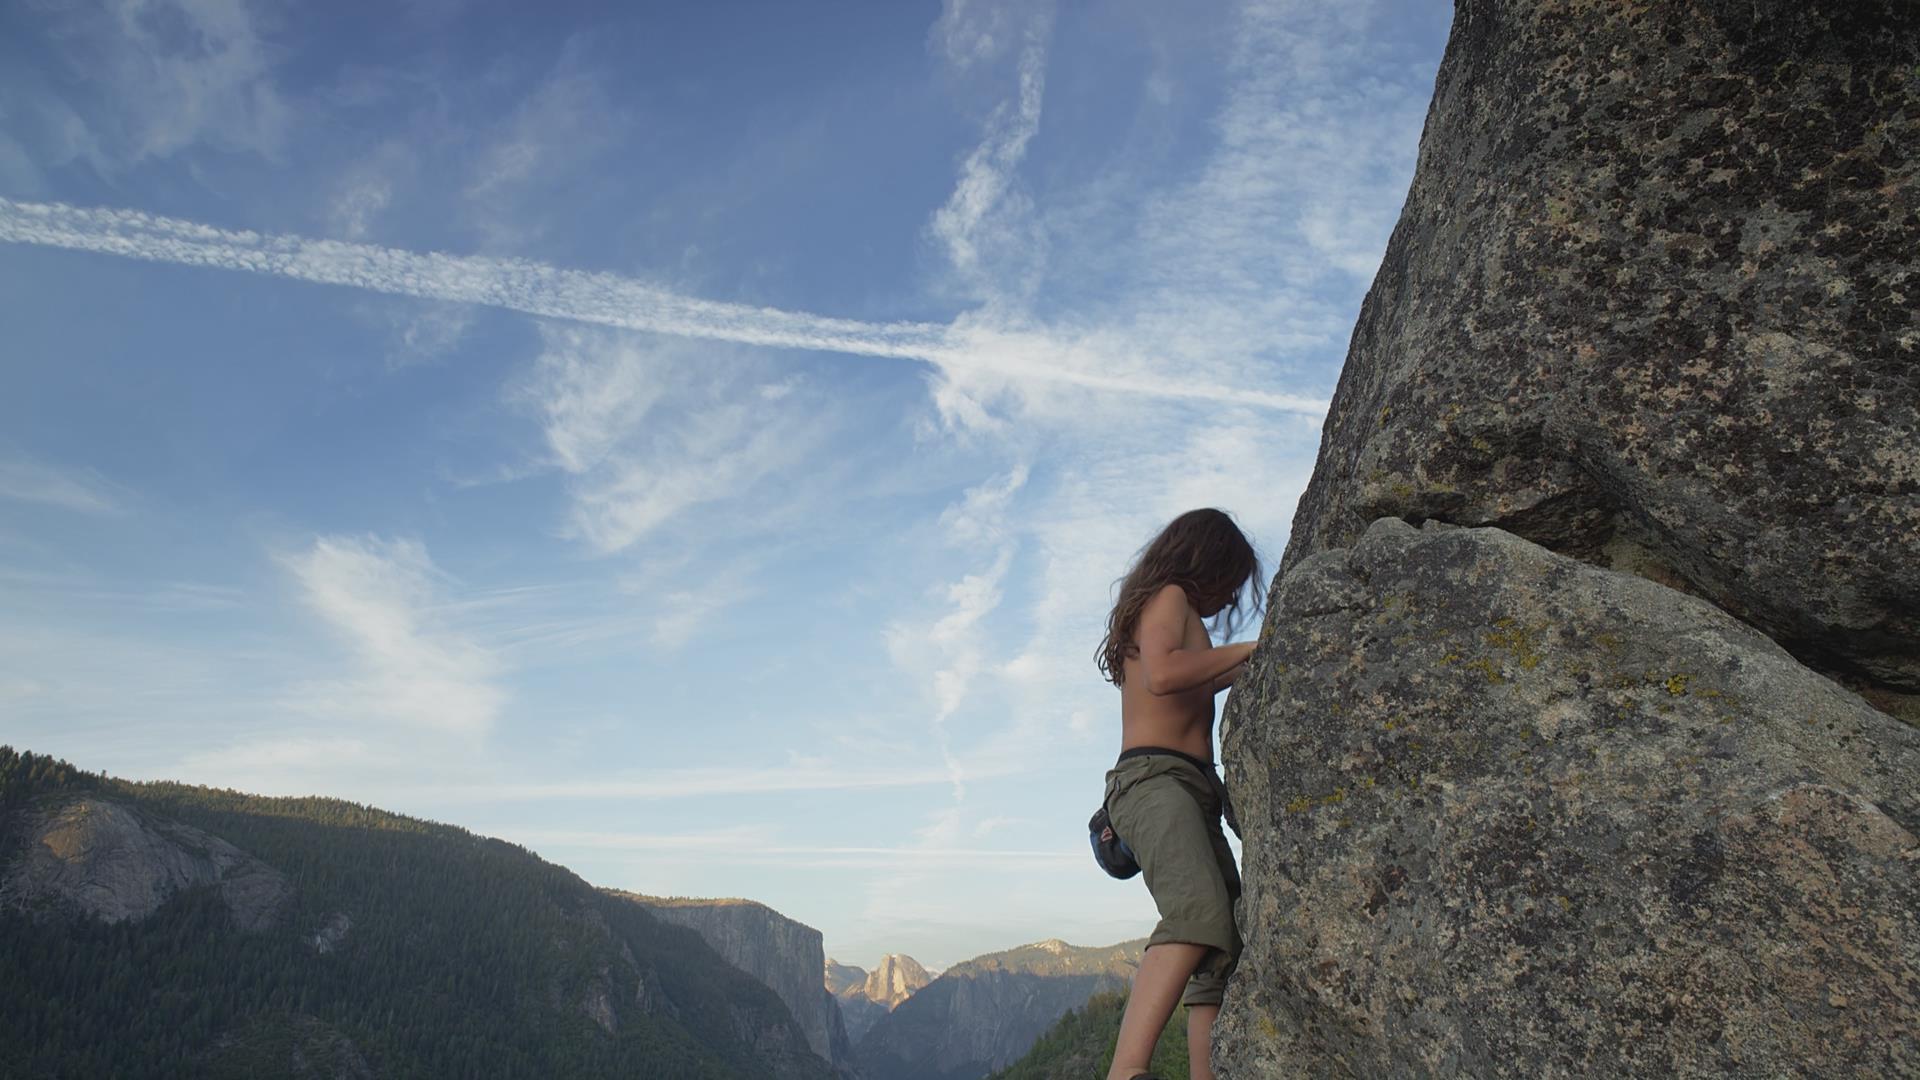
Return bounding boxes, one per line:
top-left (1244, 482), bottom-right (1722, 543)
top-left (0, 197), bottom-right (1327, 414)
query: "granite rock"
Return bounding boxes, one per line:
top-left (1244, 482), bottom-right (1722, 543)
top-left (1214, 518), bottom-right (1920, 1077)
top-left (1, 796), bottom-right (289, 931)
top-left (1280, 0), bottom-right (1920, 710)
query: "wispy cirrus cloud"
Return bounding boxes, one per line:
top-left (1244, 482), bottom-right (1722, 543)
top-left (927, 1), bottom-right (1055, 309)
top-left (0, 0), bottom-right (290, 175)
top-left (279, 534), bottom-right (506, 735)
top-left (515, 325), bottom-right (845, 554)
top-left (492, 825), bottom-right (1078, 870)
top-left (0, 460), bottom-right (127, 515)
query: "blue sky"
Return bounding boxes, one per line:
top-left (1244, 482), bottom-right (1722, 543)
top-left (0, 0), bottom-right (1452, 972)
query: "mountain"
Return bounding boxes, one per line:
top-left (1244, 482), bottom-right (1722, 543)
top-left (0, 748), bottom-right (834, 1079)
top-left (826, 952), bottom-right (932, 1043)
top-left (854, 937), bottom-right (1146, 1080)
top-left (614, 892), bottom-right (856, 1075)
top-left (984, 988), bottom-right (1189, 1080)
top-left (824, 957), bottom-right (866, 997)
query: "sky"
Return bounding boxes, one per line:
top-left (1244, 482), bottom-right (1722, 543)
top-left (0, 0), bottom-right (1453, 972)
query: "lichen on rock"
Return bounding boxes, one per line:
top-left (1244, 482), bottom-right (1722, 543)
top-left (1280, 0), bottom-right (1920, 712)
top-left (1216, 518), bottom-right (1920, 1076)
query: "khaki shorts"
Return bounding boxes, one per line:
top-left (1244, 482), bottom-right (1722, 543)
top-left (1103, 748), bottom-right (1244, 1007)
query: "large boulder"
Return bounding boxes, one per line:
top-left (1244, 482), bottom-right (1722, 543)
top-left (1281, 0), bottom-right (1920, 711)
top-left (1215, 518), bottom-right (1920, 1077)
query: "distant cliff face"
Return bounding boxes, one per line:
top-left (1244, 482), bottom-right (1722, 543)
top-left (826, 952), bottom-right (931, 1044)
top-left (861, 952), bottom-right (931, 1009)
top-left (1217, 1), bottom-right (1920, 1076)
top-left (856, 939), bottom-right (1144, 1080)
top-left (616, 893), bottom-right (850, 1074)
top-left (1, 796), bottom-right (288, 931)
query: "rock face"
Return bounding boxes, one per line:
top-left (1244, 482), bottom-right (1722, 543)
top-left (1, 797), bottom-right (289, 931)
top-left (1215, 518), bottom-right (1920, 1076)
top-left (860, 952), bottom-right (932, 1009)
top-left (856, 938), bottom-right (1144, 1080)
top-left (1280, 0), bottom-right (1920, 714)
top-left (828, 953), bottom-right (932, 1043)
top-left (615, 893), bottom-right (849, 1073)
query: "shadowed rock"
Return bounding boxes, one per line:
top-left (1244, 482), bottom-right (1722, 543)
top-left (1280, 0), bottom-right (1920, 712)
top-left (1215, 518), bottom-right (1920, 1076)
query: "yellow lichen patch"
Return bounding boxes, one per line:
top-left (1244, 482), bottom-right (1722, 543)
top-left (1380, 405), bottom-right (1394, 423)
top-left (1666, 673), bottom-right (1690, 695)
top-left (1484, 621), bottom-right (1547, 672)
top-left (1466, 658), bottom-right (1505, 683)
top-left (1285, 795), bottom-right (1314, 814)
top-left (1556, 895), bottom-right (1572, 913)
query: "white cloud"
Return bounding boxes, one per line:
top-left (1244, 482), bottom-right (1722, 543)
top-left (419, 757), bottom-right (1000, 802)
top-left (496, 825), bottom-right (1077, 870)
top-left (5, 0), bottom-right (290, 171)
top-left (461, 44), bottom-right (632, 251)
top-left (279, 534), bottom-right (506, 735)
top-left (927, 2), bottom-right (1054, 309)
top-left (516, 324), bottom-right (846, 555)
top-left (0, 460), bottom-right (126, 515)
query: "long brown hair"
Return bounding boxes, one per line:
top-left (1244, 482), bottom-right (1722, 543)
top-left (1096, 508), bottom-right (1265, 688)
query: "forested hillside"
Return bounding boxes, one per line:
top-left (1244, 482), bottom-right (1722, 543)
top-left (0, 747), bottom-right (832, 1080)
top-left (984, 989), bottom-right (1189, 1080)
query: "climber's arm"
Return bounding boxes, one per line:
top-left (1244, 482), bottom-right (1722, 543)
top-left (1139, 585), bottom-right (1258, 696)
top-left (1211, 658), bottom-right (1248, 695)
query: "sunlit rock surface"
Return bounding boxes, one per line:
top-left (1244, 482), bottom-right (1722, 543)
top-left (1280, 0), bottom-right (1920, 715)
top-left (1, 797), bottom-right (289, 931)
top-left (1217, 519), bottom-right (1919, 1076)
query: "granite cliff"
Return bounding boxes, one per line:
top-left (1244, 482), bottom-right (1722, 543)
top-left (615, 892), bottom-right (856, 1075)
top-left (827, 952), bottom-right (932, 1043)
top-left (1215, 1), bottom-right (1919, 1076)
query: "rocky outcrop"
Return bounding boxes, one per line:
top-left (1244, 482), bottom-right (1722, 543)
top-left (613, 892), bottom-right (848, 1073)
top-left (308, 912), bottom-right (351, 955)
top-left (1220, 8), bottom-right (1920, 1072)
top-left (856, 938), bottom-right (1145, 1080)
top-left (1, 797), bottom-right (289, 930)
top-left (828, 953), bottom-right (932, 1043)
top-left (1279, 0), bottom-right (1920, 717)
top-left (1215, 518), bottom-right (1919, 1076)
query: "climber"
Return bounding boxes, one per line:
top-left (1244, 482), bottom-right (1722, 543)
top-left (1093, 508), bottom-right (1263, 1080)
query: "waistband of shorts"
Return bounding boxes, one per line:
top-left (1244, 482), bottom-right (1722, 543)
top-left (1115, 745), bottom-right (1217, 773)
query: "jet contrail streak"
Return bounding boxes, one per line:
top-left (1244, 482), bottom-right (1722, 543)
top-left (0, 197), bottom-right (1327, 414)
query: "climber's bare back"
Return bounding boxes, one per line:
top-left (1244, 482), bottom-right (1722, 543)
top-left (1119, 590), bottom-right (1217, 764)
